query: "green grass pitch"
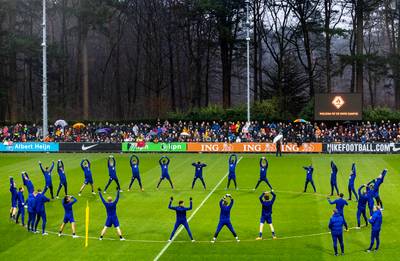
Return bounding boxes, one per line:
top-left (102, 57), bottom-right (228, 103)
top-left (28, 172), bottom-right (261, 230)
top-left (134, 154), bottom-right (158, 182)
top-left (0, 153), bottom-right (399, 260)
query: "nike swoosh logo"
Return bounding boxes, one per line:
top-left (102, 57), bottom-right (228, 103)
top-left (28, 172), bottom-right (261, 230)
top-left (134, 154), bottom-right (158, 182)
top-left (392, 147), bottom-right (400, 152)
top-left (81, 144), bottom-right (99, 151)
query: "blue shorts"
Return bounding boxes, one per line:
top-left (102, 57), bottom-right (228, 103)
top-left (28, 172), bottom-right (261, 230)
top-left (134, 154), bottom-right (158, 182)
top-left (161, 174), bottom-right (170, 179)
top-left (84, 177), bottom-right (93, 184)
top-left (105, 216), bottom-right (119, 228)
top-left (11, 200), bottom-right (17, 208)
top-left (228, 174), bottom-right (236, 179)
top-left (63, 214), bottom-right (75, 223)
top-left (260, 215), bottom-right (272, 224)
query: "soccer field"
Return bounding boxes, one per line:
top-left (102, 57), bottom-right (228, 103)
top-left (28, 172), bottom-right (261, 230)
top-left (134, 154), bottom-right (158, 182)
top-left (1, 153), bottom-right (399, 260)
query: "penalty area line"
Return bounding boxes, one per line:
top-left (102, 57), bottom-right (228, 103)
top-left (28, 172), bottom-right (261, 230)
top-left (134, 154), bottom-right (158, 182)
top-left (153, 157), bottom-right (243, 261)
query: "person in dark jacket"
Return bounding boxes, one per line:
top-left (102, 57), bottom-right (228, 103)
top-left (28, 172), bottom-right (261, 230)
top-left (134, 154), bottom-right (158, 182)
top-left (329, 209), bottom-right (345, 256)
top-left (366, 206), bottom-right (383, 252)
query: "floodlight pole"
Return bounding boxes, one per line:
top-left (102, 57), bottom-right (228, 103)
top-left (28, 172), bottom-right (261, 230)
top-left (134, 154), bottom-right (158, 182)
top-left (245, 0), bottom-right (251, 124)
top-left (42, 0), bottom-right (48, 138)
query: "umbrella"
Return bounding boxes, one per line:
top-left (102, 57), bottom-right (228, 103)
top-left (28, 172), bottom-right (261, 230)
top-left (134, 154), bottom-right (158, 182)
top-left (95, 128), bottom-right (110, 134)
top-left (73, 123), bottom-right (86, 129)
top-left (273, 134), bottom-right (283, 143)
top-left (180, 132), bottom-right (190, 137)
top-left (294, 119), bottom-right (308, 123)
top-left (54, 119), bottom-right (68, 128)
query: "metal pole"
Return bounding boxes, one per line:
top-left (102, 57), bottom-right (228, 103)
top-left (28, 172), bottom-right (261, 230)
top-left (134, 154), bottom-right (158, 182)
top-left (42, 0), bottom-right (48, 138)
top-left (245, 1), bottom-right (251, 124)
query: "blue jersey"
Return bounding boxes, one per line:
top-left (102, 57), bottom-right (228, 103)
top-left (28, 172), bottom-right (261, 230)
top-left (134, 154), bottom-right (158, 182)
top-left (62, 197), bottom-right (77, 216)
top-left (10, 178), bottom-right (18, 204)
top-left (370, 169), bottom-right (387, 196)
top-left (35, 193), bottom-right (50, 213)
top-left (99, 191), bottom-right (119, 217)
top-left (40, 162), bottom-right (54, 185)
top-left (329, 213), bottom-right (344, 235)
top-left (130, 155), bottom-right (140, 176)
top-left (330, 161), bottom-right (338, 183)
top-left (57, 161), bottom-right (67, 184)
top-left (260, 159), bottom-right (268, 179)
top-left (328, 198), bottom-right (348, 214)
top-left (159, 157), bottom-right (170, 177)
top-left (219, 199), bottom-right (233, 221)
top-left (17, 191), bottom-right (25, 208)
top-left (366, 186), bottom-right (375, 205)
top-left (81, 160), bottom-right (93, 180)
top-left (22, 173), bottom-right (34, 194)
top-left (369, 210), bottom-right (382, 231)
top-left (260, 192), bottom-right (276, 217)
top-left (108, 158), bottom-right (117, 179)
top-left (27, 193), bottom-right (36, 213)
top-left (348, 163), bottom-right (356, 186)
top-left (192, 163), bottom-right (207, 178)
top-left (304, 166), bottom-right (314, 180)
top-left (357, 186), bottom-right (368, 210)
top-left (228, 155), bottom-right (238, 176)
top-left (169, 200), bottom-right (192, 222)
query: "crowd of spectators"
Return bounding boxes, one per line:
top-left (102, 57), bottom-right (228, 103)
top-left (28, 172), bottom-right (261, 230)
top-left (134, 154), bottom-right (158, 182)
top-left (1, 120), bottom-right (400, 143)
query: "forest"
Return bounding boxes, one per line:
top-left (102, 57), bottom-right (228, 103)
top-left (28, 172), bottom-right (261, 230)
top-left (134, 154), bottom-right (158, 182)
top-left (0, 0), bottom-right (399, 122)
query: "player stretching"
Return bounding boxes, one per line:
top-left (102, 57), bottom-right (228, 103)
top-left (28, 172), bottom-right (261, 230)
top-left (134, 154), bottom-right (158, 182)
top-left (211, 194), bottom-right (239, 243)
top-left (366, 206), bottom-right (382, 252)
top-left (104, 156), bottom-right (122, 193)
top-left (128, 155), bottom-right (143, 191)
top-left (256, 190), bottom-right (277, 240)
top-left (98, 188), bottom-right (125, 241)
top-left (79, 159), bottom-right (96, 196)
top-left (303, 165), bottom-right (316, 192)
top-left (226, 154), bottom-right (238, 189)
top-left (327, 193), bottom-right (348, 231)
top-left (348, 163), bottom-right (358, 201)
top-left (56, 160), bottom-right (68, 198)
top-left (16, 187), bottom-right (25, 226)
top-left (368, 169), bottom-right (387, 209)
top-left (254, 157), bottom-right (272, 190)
top-left (191, 161), bottom-right (207, 189)
top-left (9, 177), bottom-right (18, 220)
top-left (27, 191), bottom-right (37, 232)
top-left (59, 195), bottom-right (78, 238)
top-left (39, 161), bottom-right (55, 199)
top-left (168, 197), bottom-right (194, 242)
top-left (157, 156), bottom-right (174, 189)
top-left (329, 209), bottom-right (345, 256)
top-left (34, 189), bottom-right (50, 235)
top-left (21, 172), bottom-right (34, 194)
top-left (366, 185), bottom-right (375, 215)
top-left (330, 161), bottom-right (339, 196)
top-left (356, 185), bottom-right (369, 229)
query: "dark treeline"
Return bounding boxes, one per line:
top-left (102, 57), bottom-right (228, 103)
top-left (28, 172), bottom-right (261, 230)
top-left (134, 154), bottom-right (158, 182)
top-left (0, 0), bottom-right (399, 122)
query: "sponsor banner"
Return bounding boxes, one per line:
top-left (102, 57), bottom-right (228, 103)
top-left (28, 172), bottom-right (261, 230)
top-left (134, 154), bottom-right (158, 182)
top-left (324, 143), bottom-right (400, 153)
top-left (0, 142), bottom-right (59, 152)
top-left (187, 143), bottom-right (323, 153)
top-left (59, 143), bottom-right (121, 152)
top-left (122, 142), bottom-right (187, 152)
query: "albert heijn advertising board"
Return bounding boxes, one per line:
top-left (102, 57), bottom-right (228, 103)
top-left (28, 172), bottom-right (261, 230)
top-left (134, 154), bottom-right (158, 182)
top-left (0, 142), bottom-right (59, 152)
top-left (186, 142), bottom-right (323, 153)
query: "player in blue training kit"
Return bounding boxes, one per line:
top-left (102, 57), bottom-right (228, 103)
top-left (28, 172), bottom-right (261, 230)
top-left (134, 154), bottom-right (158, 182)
top-left (16, 187), bottom-right (26, 226)
top-left (59, 195), bottom-right (78, 238)
top-left (157, 156), bottom-right (174, 189)
top-left (330, 161), bottom-right (339, 196)
top-left (348, 163), bottom-right (358, 201)
top-left (303, 165), bottom-right (316, 192)
top-left (366, 185), bottom-right (375, 216)
top-left (327, 193), bottom-right (348, 231)
top-left (254, 157), bottom-right (273, 190)
top-left (168, 197), bottom-right (194, 242)
top-left (368, 169), bottom-right (387, 209)
top-left (226, 154), bottom-right (238, 189)
top-left (104, 156), bottom-right (122, 193)
top-left (56, 160), bottom-right (68, 198)
top-left (356, 185), bottom-right (369, 229)
top-left (21, 172), bottom-right (34, 194)
top-left (329, 209), bottom-right (345, 256)
top-left (39, 161), bottom-right (55, 199)
top-left (27, 191), bottom-right (37, 232)
top-left (128, 155), bottom-right (143, 191)
top-left (34, 189), bottom-right (50, 235)
top-left (98, 188), bottom-right (125, 240)
top-left (9, 177), bottom-right (18, 220)
top-left (256, 190), bottom-right (277, 239)
top-left (211, 194), bottom-right (239, 243)
top-left (191, 161), bottom-right (207, 189)
top-left (79, 159), bottom-right (96, 195)
top-left (366, 206), bottom-right (382, 252)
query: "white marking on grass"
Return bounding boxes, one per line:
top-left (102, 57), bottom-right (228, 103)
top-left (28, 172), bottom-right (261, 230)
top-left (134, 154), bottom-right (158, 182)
top-left (153, 157), bottom-right (243, 261)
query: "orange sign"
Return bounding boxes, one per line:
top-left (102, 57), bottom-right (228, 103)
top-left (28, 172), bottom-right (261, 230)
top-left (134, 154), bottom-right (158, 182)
top-left (187, 143), bottom-right (322, 153)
